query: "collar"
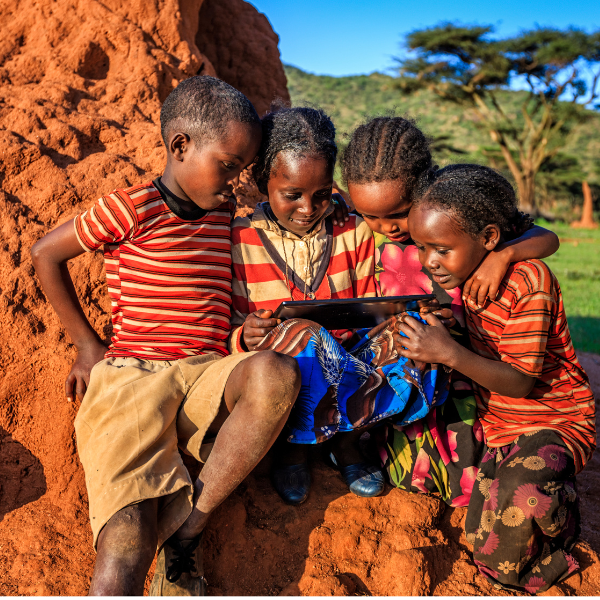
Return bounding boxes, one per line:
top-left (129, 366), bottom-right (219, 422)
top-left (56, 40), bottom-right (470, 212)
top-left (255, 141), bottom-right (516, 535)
top-left (250, 201), bottom-right (335, 239)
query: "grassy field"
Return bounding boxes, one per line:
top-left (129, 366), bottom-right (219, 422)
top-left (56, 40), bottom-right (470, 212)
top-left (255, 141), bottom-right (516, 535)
top-left (538, 220), bottom-right (600, 353)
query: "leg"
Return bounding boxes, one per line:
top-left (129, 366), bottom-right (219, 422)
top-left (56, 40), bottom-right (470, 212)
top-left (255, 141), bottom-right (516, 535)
top-left (176, 351), bottom-right (300, 539)
top-left (89, 498), bottom-right (159, 596)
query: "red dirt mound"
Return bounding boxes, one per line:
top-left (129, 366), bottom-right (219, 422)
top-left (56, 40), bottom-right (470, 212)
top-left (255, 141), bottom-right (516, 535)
top-left (0, 0), bottom-right (599, 595)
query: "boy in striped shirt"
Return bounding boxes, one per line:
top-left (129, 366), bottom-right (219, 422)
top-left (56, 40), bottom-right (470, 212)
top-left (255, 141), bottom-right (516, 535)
top-left (31, 76), bottom-right (301, 596)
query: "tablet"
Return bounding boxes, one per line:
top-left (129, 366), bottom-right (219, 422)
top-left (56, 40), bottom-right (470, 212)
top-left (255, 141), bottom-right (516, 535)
top-left (272, 294), bottom-right (436, 330)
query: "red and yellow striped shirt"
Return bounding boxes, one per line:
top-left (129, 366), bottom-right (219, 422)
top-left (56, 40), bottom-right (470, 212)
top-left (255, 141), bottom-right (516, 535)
top-left (74, 180), bottom-right (234, 360)
top-left (466, 259), bottom-right (596, 472)
top-left (230, 203), bottom-right (376, 352)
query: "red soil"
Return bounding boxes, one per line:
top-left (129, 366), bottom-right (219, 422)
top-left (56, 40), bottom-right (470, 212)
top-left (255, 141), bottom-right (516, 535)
top-left (0, 0), bottom-right (598, 595)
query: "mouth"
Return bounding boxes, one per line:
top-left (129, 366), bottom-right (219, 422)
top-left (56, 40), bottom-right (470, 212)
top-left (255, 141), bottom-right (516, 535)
top-left (217, 191), bottom-right (235, 201)
top-left (290, 215), bottom-right (318, 227)
top-left (386, 232), bottom-right (410, 242)
top-left (431, 273), bottom-right (452, 284)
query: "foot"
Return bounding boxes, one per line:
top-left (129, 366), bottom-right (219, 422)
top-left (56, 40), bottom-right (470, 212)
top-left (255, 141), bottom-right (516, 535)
top-left (271, 463), bottom-right (311, 505)
top-left (149, 534), bottom-right (206, 596)
top-left (326, 452), bottom-right (385, 498)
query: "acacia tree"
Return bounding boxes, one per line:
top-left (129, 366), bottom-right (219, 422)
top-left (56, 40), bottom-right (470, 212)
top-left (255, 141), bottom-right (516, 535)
top-left (397, 24), bottom-right (600, 213)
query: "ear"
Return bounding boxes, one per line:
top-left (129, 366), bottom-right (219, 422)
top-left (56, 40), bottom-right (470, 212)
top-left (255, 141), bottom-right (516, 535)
top-left (169, 132), bottom-right (190, 162)
top-left (481, 224), bottom-right (501, 251)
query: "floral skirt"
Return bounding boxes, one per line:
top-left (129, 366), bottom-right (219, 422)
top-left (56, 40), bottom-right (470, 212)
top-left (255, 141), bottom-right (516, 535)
top-left (255, 315), bottom-right (450, 444)
top-left (379, 401), bottom-right (580, 593)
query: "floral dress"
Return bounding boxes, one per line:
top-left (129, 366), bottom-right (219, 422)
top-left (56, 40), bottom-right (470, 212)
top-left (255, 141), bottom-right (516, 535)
top-left (374, 234), bottom-right (580, 593)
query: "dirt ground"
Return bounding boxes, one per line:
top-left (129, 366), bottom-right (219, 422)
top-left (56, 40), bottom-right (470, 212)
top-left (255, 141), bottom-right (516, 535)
top-left (0, 0), bottom-right (599, 595)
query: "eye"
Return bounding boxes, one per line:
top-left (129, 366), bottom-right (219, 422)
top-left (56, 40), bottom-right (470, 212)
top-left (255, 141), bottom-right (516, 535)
top-left (284, 193), bottom-right (301, 200)
top-left (437, 249), bottom-right (450, 256)
top-left (316, 188), bottom-right (333, 197)
top-left (389, 211), bottom-right (410, 219)
top-left (222, 162), bottom-right (235, 170)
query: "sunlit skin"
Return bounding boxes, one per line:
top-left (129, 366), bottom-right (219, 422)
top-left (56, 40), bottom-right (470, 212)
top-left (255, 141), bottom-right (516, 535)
top-left (347, 179), bottom-right (412, 242)
top-left (407, 203), bottom-right (500, 290)
top-left (393, 202), bottom-right (535, 399)
top-left (161, 121), bottom-right (262, 212)
top-left (267, 152), bottom-right (334, 236)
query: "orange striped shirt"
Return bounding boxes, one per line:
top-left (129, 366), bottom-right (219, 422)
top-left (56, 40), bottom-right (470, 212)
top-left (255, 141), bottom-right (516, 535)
top-left (465, 259), bottom-right (596, 472)
top-left (230, 203), bottom-right (376, 352)
top-left (74, 180), bottom-right (234, 360)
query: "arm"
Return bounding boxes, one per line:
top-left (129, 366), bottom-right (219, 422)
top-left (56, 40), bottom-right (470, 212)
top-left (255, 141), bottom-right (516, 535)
top-left (353, 218), bottom-right (377, 299)
top-left (31, 220), bottom-right (108, 402)
top-left (394, 313), bottom-right (536, 398)
top-left (463, 225), bottom-right (560, 307)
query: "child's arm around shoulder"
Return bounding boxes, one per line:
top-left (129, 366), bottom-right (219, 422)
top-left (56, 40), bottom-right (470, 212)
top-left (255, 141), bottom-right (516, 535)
top-left (463, 224), bottom-right (559, 307)
top-left (31, 220), bottom-right (108, 402)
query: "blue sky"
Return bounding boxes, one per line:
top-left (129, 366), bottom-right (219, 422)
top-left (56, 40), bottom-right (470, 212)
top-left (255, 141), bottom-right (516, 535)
top-left (248, 1), bottom-right (600, 77)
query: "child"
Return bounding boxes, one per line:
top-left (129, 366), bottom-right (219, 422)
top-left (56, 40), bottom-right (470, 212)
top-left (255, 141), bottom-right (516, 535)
top-left (340, 117), bottom-right (563, 513)
top-left (230, 107), bottom-right (452, 505)
top-left (30, 76), bottom-right (302, 596)
top-left (395, 163), bottom-right (596, 593)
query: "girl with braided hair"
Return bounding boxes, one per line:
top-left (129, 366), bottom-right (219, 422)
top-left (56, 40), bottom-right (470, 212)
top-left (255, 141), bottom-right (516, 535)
top-left (395, 164), bottom-right (594, 593)
top-left (229, 107), bottom-right (452, 505)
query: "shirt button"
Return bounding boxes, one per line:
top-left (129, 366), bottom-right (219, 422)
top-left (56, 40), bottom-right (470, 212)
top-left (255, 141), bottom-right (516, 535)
top-left (299, 241), bottom-right (305, 247)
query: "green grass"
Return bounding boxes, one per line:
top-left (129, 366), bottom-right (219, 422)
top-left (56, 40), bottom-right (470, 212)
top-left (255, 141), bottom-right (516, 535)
top-left (537, 219), bottom-right (600, 353)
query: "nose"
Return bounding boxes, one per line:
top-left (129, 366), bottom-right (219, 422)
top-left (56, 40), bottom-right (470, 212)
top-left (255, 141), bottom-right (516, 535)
top-left (297, 196), bottom-right (316, 215)
top-left (425, 251), bottom-right (439, 271)
top-left (382, 220), bottom-right (399, 235)
top-left (227, 174), bottom-right (240, 187)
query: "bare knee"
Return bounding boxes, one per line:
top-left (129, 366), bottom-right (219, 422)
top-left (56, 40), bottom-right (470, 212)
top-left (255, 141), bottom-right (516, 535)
top-left (244, 351), bottom-right (300, 413)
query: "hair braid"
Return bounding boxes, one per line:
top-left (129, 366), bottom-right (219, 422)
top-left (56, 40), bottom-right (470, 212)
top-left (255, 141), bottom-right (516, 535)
top-left (252, 106), bottom-right (337, 195)
top-left (342, 116), bottom-right (433, 200)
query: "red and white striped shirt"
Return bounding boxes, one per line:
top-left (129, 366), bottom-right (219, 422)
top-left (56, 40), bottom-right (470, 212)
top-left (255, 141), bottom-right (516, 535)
top-left (230, 202), bottom-right (376, 352)
top-left (74, 180), bottom-right (234, 360)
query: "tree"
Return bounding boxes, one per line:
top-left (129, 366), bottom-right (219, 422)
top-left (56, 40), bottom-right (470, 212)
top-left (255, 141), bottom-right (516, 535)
top-left (397, 24), bottom-right (600, 213)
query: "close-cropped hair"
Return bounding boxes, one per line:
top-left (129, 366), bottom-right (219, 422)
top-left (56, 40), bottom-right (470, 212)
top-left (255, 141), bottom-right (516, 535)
top-left (252, 106), bottom-right (337, 195)
top-left (342, 116), bottom-right (435, 199)
top-left (414, 164), bottom-right (533, 240)
top-left (160, 75), bottom-right (260, 146)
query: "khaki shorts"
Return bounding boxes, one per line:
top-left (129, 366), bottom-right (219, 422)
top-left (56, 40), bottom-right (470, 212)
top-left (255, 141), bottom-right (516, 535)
top-left (74, 352), bottom-right (254, 549)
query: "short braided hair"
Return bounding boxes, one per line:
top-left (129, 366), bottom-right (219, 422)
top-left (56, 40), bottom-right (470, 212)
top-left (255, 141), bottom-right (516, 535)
top-left (342, 116), bottom-right (435, 199)
top-left (160, 75), bottom-right (260, 146)
top-left (414, 164), bottom-right (533, 239)
top-left (252, 107), bottom-right (337, 195)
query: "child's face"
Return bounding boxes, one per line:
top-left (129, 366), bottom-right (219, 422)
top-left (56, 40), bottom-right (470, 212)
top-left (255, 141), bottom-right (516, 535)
top-left (408, 204), bottom-right (496, 290)
top-left (347, 180), bottom-right (412, 242)
top-left (170, 121), bottom-right (261, 211)
top-left (267, 152), bottom-right (333, 236)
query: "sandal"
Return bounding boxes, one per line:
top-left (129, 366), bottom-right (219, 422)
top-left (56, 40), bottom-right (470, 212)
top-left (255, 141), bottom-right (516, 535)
top-left (149, 532), bottom-right (206, 596)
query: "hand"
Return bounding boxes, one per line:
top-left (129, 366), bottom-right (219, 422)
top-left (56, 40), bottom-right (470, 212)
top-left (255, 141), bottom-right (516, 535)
top-left (418, 298), bottom-right (456, 330)
top-left (242, 309), bottom-right (282, 351)
top-left (331, 193), bottom-right (350, 227)
top-left (66, 340), bottom-right (107, 402)
top-left (393, 313), bottom-right (458, 365)
top-left (463, 248), bottom-right (511, 308)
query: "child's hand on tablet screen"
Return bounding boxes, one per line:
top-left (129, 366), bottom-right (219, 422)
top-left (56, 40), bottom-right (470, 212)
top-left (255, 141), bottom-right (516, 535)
top-left (243, 309), bottom-right (282, 351)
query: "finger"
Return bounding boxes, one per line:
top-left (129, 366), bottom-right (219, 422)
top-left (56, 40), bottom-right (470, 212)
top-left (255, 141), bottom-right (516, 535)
top-left (432, 308), bottom-right (453, 319)
top-left (247, 326), bottom-right (276, 338)
top-left (489, 281), bottom-right (500, 301)
top-left (256, 309), bottom-right (273, 318)
top-left (462, 277), bottom-right (472, 300)
top-left (247, 317), bottom-right (280, 329)
top-left (398, 314), bottom-right (427, 332)
top-left (75, 377), bottom-right (87, 402)
top-left (421, 312), bottom-right (443, 327)
top-left (468, 280), bottom-right (480, 304)
top-left (477, 283), bottom-right (489, 307)
top-left (65, 374), bottom-right (75, 402)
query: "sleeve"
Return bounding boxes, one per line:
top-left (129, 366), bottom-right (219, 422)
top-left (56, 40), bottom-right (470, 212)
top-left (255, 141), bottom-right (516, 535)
top-left (497, 267), bottom-right (555, 377)
top-left (229, 233), bottom-right (251, 354)
top-left (74, 191), bottom-right (138, 252)
top-left (353, 217), bottom-right (377, 298)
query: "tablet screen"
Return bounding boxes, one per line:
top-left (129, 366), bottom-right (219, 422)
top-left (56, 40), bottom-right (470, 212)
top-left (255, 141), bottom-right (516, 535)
top-left (272, 295), bottom-right (436, 330)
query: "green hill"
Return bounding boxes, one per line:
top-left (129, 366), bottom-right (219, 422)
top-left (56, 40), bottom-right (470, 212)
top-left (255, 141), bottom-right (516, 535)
top-left (284, 65), bottom-right (600, 218)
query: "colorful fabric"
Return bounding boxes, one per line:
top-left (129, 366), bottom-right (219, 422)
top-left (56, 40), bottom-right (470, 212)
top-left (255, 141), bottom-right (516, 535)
top-left (466, 430), bottom-right (580, 593)
top-left (74, 179), bottom-right (235, 360)
top-left (380, 419), bottom-right (580, 593)
top-left (255, 314), bottom-right (450, 444)
top-left (373, 232), bottom-right (464, 326)
top-left (465, 260), bottom-right (596, 472)
top-left (380, 381), bottom-right (484, 506)
top-left (230, 202), bottom-right (376, 350)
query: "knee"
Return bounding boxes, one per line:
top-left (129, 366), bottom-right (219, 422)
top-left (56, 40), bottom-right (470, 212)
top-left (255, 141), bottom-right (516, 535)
top-left (247, 351), bottom-right (301, 411)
